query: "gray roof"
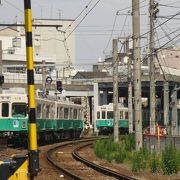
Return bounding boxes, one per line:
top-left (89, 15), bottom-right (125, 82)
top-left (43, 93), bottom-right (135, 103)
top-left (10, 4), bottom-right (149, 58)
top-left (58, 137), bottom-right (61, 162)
top-left (73, 71), bottom-right (110, 79)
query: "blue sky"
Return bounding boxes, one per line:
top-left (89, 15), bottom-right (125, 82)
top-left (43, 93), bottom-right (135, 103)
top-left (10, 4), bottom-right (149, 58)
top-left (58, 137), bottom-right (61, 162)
top-left (0, 0), bottom-right (179, 69)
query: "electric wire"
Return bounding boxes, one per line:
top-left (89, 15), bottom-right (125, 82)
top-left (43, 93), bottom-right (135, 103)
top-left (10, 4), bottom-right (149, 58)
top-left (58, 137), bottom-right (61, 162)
top-left (154, 28), bottom-right (169, 81)
top-left (64, 0), bottom-right (94, 32)
top-left (103, 12), bottom-right (118, 54)
top-left (157, 20), bottom-right (179, 49)
top-left (64, 0), bottom-right (101, 41)
top-left (3, 0), bottom-right (23, 13)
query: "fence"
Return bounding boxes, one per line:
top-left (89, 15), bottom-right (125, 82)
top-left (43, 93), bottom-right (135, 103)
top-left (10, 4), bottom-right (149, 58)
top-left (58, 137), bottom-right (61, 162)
top-left (143, 135), bottom-right (180, 152)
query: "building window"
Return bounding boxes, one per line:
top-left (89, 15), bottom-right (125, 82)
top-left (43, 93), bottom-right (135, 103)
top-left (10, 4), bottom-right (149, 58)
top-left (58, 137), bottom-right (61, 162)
top-left (12, 37), bottom-right (21, 48)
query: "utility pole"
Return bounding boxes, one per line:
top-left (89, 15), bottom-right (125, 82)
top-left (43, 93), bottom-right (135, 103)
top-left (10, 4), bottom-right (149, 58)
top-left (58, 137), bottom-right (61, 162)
top-left (171, 84), bottom-right (179, 135)
top-left (113, 38), bottom-right (119, 142)
top-left (163, 81), bottom-right (169, 132)
top-left (0, 41), bottom-right (3, 93)
top-left (126, 38), bottom-right (133, 133)
top-left (132, 0), bottom-right (142, 150)
top-left (42, 60), bottom-right (46, 95)
top-left (149, 0), bottom-right (158, 135)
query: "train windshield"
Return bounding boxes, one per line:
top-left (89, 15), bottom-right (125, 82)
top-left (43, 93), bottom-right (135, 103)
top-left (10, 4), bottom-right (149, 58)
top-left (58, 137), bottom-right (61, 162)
top-left (12, 103), bottom-right (27, 117)
top-left (107, 111), bottom-right (113, 119)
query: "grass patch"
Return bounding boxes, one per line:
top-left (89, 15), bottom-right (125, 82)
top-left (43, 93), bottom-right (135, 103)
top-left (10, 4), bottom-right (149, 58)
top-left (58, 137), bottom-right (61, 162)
top-left (94, 135), bottom-right (180, 175)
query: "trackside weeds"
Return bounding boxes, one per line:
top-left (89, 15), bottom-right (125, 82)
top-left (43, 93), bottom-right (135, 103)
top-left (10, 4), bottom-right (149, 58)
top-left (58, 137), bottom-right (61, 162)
top-left (94, 135), bottom-right (180, 175)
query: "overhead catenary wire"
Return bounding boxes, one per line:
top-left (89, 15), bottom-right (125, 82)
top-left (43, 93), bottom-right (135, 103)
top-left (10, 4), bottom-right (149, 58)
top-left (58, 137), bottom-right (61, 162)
top-left (4, 0), bottom-right (23, 13)
top-left (64, 0), bottom-right (94, 32)
top-left (103, 11), bottom-right (119, 54)
top-left (157, 19), bottom-right (179, 49)
top-left (64, 0), bottom-right (102, 41)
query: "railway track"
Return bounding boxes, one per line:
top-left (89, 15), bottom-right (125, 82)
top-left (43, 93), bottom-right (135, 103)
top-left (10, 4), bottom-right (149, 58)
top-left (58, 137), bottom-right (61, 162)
top-left (47, 137), bottom-right (137, 180)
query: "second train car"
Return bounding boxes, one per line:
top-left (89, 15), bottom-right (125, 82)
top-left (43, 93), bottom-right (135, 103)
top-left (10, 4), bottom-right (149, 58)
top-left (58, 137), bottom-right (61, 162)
top-left (96, 103), bottom-right (129, 134)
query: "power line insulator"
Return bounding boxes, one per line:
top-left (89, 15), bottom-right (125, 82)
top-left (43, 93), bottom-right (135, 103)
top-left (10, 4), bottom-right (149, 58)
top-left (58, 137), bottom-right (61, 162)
top-left (153, 2), bottom-right (159, 20)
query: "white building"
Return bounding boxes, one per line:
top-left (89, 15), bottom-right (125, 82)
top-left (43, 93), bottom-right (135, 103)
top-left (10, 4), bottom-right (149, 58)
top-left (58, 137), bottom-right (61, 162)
top-left (0, 18), bottom-right (76, 78)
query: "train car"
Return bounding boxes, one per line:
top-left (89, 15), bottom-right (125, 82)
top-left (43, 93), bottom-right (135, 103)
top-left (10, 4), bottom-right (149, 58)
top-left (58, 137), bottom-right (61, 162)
top-left (0, 94), bottom-right (28, 144)
top-left (36, 97), bottom-right (83, 142)
top-left (0, 93), bottom-right (83, 145)
top-left (96, 103), bottom-right (129, 135)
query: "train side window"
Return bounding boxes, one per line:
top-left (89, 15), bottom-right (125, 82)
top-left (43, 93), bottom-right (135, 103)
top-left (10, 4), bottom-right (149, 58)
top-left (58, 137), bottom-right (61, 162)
top-left (70, 108), bottom-right (73, 119)
top-left (2, 103), bottom-right (9, 117)
top-left (60, 107), bottom-right (63, 119)
top-left (57, 107), bottom-right (59, 119)
top-left (107, 111), bottom-right (113, 119)
top-left (50, 105), bottom-right (54, 119)
top-left (46, 105), bottom-right (50, 119)
top-left (97, 111), bottom-right (100, 119)
top-left (36, 104), bottom-right (41, 118)
top-left (73, 109), bottom-right (77, 119)
top-left (78, 109), bottom-right (82, 120)
top-left (120, 111), bottom-right (123, 119)
top-left (64, 108), bottom-right (69, 119)
top-left (125, 111), bottom-right (128, 119)
top-left (102, 111), bottom-right (106, 119)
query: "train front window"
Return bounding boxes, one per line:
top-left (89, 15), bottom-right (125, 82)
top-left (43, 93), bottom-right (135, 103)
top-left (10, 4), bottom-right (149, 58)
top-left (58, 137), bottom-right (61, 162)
top-left (125, 112), bottom-right (128, 119)
top-left (2, 103), bottom-right (9, 117)
top-left (107, 111), bottom-right (113, 119)
top-left (102, 111), bottom-right (106, 119)
top-left (12, 103), bottom-right (26, 117)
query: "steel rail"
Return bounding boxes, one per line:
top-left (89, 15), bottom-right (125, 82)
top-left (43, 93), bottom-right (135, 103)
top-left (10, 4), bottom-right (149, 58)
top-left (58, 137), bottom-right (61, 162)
top-left (72, 142), bottom-right (138, 180)
top-left (46, 138), bottom-right (99, 180)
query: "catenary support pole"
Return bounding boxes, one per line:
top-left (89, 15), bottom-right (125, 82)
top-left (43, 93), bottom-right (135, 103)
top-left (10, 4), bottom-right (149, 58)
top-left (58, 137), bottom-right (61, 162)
top-left (42, 60), bottom-right (46, 95)
top-left (149, 0), bottom-right (156, 135)
top-left (126, 38), bottom-right (133, 133)
top-left (113, 39), bottom-right (119, 142)
top-left (163, 81), bottom-right (169, 132)
top-left (0, 41), bottom-right (2, 94)
top-left (24, 0), bottom-right (39, 179)
top-left (171, 84), bottom-right (178, 135)
top-left (132, 0), bottom-right (142, 150)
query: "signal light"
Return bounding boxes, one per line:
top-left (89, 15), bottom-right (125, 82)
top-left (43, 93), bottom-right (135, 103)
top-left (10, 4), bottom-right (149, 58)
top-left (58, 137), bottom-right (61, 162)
top-left (56, 81), bottom-right (63, 92)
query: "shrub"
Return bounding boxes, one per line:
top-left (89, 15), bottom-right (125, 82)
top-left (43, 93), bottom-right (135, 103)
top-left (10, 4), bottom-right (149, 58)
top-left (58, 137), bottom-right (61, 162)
top-left (150, 153), bottom-right (160, 173)
top-left (132, 147), bottom-right (150, 172)
top-left (132, 151), bottom-right (142, 172)
top-left (124, 134), bottom-right (135, 151)
top-left (161, 143), bottom-right (178, 175)
top-left (114, 145), bottom-right (126, 163)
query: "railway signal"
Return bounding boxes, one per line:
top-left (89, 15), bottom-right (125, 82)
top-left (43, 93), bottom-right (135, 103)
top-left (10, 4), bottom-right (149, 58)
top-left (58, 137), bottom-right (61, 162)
top-left (56, 80), bottom-right (63, 92)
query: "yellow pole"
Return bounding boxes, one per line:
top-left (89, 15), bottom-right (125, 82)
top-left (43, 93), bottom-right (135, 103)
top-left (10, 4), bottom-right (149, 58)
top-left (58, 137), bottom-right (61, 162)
top-left (24, 0), bottom-right (39, 178)
top-left (157, 125), bottom-right (160, 152)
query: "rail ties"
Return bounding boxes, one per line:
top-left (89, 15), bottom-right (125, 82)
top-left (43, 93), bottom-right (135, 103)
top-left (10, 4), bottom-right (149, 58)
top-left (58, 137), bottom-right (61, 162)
top-left (72, 142), bottom-right (137, 180)
top-left (47, 138), bottom-right (97, 180)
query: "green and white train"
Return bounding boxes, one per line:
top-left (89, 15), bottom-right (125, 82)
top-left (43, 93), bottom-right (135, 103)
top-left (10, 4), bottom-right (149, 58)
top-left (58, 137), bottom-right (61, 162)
top-left (0, 94), bottom-right (83, 145)
top-left (96, 103), bottom-right (129, 134)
